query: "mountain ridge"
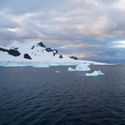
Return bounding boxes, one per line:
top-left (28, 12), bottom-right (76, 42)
top-left (0, 41), bottom-right (78, 62)
top-left (0, 41), bottom-right (108, 67)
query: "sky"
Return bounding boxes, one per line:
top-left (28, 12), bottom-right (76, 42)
top-left (0, 0), bottom-right (125, 62)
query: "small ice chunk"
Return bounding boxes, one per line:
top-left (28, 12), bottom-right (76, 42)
top-left (85, 70), bottom-right (104, 76)
top-left (56, 71), bottom-right (61, 73)
top-left (68, 63), bottom-right (91, 72)
top-left (68, 67), bottom-right (76, 71)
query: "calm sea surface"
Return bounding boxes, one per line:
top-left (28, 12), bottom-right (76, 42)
top-left (0, 65), bottom-right (125, 125)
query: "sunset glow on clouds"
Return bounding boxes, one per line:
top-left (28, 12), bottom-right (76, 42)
top-left (0, 0), bottom-right (125, 60)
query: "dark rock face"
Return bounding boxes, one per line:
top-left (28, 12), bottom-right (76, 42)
top-left (0, 47), bottom-right (20, 57)
top-left (70, 56), bottom-right (78, 60)
top-left (38, 42), bottom-right (46, 48)
top-left (53, 49), bottom-right (58, 56)
top-left (31, 46), bottom-right (35, 49)
top-left (45, 48), bottom-right (53, 52)
top-left (45, 48), bottom-right (59, 56)
top-left (59, 55), bottom-right (63, 58)
top-left (0, 47), bottom-right (8, 52)
top-left (8, 49), bottom-right (21, 57)
top-left (24, 54), bottom-right (32, 60)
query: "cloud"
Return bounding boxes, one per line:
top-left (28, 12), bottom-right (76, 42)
top-left (0, 0), bottom-right (125, 60)
top-left (113, 0), bottom-right (125, 10)
top-left (112, 41), bottom-right (125, 48)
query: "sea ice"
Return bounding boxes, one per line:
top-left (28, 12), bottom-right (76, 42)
top-left (56, 71), bottom-right (61, 73)
top-left (85, 70), bottom-right (104, 76)
top-left (68, 63), bottom-right (91, 72)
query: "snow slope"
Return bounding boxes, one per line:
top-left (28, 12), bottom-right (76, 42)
top-left (0, 41), bottom-right (108, 67)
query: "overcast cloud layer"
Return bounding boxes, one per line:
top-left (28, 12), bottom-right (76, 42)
top-left (0, 0), bottom-right (125, 61)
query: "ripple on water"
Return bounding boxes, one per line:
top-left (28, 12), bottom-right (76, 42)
top-left (0, 65), bottom-right (125, 125)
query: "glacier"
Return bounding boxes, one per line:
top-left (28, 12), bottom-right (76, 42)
top-left (0, 61), bottom-right (50, 68)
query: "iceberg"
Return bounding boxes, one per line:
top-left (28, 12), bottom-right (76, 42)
top-left (68, 67), bottom-right (76, 71)
top-left (85, 70), bottom-right (104, 76)
top-left (76, 63), bottom-right (90, 71)
top-left (68, 63), bottom-right (91, 72)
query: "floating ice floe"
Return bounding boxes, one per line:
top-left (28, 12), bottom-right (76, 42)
top-left (85, 70), bottom-right (104, 76)
top-left (56, 71), bottom-right (61, 73)
top-left (68, 63), bottom-right (91, 72)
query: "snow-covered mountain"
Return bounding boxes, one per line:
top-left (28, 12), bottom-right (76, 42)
top-left (0, 41), bottom-right (78, 62)
top-left (0, 41), bottom-right (107, 67)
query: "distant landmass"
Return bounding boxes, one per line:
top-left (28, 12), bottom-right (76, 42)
top-left (0, 41), bottom-right (107, 67)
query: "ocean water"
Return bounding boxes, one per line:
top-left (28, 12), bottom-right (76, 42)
top-left (0, 65), bottom-right (125, 125)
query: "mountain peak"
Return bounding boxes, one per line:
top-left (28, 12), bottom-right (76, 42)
top-left (0, 41), bottom-right (79, 62)
top-left (37, 42), bottom-right (46, 48)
